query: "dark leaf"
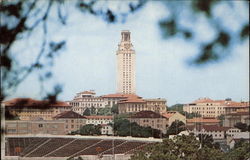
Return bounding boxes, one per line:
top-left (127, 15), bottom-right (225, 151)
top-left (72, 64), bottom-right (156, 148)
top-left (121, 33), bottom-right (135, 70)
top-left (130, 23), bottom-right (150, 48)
top-left (0, 55), bottom-right (12, 70)
top-left (240, 24), bottom-right (249, 40)
top-left (159, 19), bottom-right (177, 37)
top-left (194, 43), bottom-right (218, 64)
top-left (216, 31), bottom-right (230, 47)
top-left (105, 9), bottom-right (116, 23)
top-left (0, 2), bottom-right (22, 18)
top-left (192, 0), bottom-right (217, 17)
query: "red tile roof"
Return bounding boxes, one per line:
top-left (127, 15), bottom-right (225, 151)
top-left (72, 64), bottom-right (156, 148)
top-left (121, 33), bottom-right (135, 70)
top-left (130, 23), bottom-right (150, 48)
top-left (187, 125), bottom-right (230, 132)
top-left (79, 91), bottom-right (95, 95)
top-left (130, 111), bottom-right (164, 118)
top-left (54, 111), bottom-right (86, 119)
top-left (226, 112), bottom-right (249, 116)
top-left (162, 111), bottom-right (178, 119)
top-left (3, 98), bottom-right (71, 108)
top-left (102, 93), bottom-right (141, 99)
top-left (85, 116), bottom-right (113, 119)
top-left (187, 118), bottom-right (220, 123)
top-left (190, 98), bottom-right (249, 107)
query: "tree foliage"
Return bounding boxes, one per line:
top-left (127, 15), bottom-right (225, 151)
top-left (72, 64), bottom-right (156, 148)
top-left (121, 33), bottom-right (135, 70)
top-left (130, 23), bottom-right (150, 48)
top-left (130, 135), bottom-right (225, 160)
top-left (97, 106), bottom-right (112, 115)
top-left (225, 141), bottom-right (250, 160)
top-left (166, 120), bottom-right (185, 136)
top-left (234, 122), bottom-right (248, 132)
top-left (79, 124), bottom-right (101, 135)
top-left (111, 117), bottom-right (162, 138)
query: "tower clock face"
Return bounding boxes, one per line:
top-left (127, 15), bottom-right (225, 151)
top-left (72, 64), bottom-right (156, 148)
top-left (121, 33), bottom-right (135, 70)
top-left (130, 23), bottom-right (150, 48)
top-left (124, 44), bottom-right (130, 50)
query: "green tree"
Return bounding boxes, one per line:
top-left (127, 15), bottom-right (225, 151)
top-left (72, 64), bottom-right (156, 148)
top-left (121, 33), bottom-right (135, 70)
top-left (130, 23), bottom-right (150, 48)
top-left (79, 124), bottom-right (101, 135)
top-left (234, 122), bottom-right (248, 132)
top-left (111, 117), bottom-right (162, 138)
top-left (166, 120), bottom-right (186, 136)
top-left (225, 141), bottom-right (250, 160)
top-left (168, 104), bottom-right (183, 112)
top-left (217, 115), bottom-right (225, 126)
top-left (111, 104), bottom-right (119, 114)
top-left (82, 108), bottom-right (90, 116)
top-left (130, 135), bottom-right (224, 160)
top-left (97, 106), bottom-right (111, 115)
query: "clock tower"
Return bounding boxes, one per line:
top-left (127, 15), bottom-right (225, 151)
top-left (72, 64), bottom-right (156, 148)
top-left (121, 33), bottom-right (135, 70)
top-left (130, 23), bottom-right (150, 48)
top-left (116, 30), bottom-right (136, 94)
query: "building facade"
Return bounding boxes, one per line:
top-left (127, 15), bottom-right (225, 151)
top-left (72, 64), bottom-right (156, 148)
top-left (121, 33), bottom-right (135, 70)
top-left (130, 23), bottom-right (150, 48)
top-left (118, 97), bottom-right (167, 114)
top-left (53, 111), bottom-right (87, 134)
top-left (127, 111), bottom-right (168, 134)
top-left (69, 91), bottom-right (107, 115)
top-left (3, 98), bottom-right (71, 120)
top-left (183, 98), bottom-right (248, 118)
top-left (116, 30), bottom-right (136, 94)
top-left (5, 120), bottom-right (66, 135)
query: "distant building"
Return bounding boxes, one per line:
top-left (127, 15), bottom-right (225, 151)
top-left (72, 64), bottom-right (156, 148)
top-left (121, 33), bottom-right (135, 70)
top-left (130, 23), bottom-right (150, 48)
top-left (53, 111), bottom-right (86, 134)
top-left (118, 96), bottom-right (167, 114)
top-left (127, 111), bottom-right (168, 134)
top-left (183, 98), bottom-right (248, 118)
top-left (187, 125), bottom-right (230, 140)
top-left (69, 90), bottom-right (107, 115)
top-left (101, 93), bottom-right (137, 107)
top-left (162, 111), bottom-right (186, 126)
top-left (85, 115), bottom-right (113, 125)
top-left (5, 120), bottom-right (65, 135)
top-left (3, 98), bottom-right (71, 120)
top-left (100, 124), bottom-right (113, 135)
top-left (116, 30), bottom-right (136, 94)
top-left (227, 132), bottom-right (250, 149)
top-left (223, 103), bottom-right (249, 127)
top-left (186, 117), bottom-right (220, 126)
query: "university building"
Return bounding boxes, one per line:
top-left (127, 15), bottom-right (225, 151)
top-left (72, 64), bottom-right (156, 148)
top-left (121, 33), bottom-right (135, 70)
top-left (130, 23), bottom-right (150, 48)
top-left (116, 30), bottom-right (136, 94)
top-left (69, 90), bottom-right (106, 115)
top-left (183, 98), bottom-right (248, 118)
top-left (3, 98), bottom-right (71, 120)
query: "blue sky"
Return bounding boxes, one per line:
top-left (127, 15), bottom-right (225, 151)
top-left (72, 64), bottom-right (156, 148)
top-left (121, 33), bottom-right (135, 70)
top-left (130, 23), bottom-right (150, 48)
top-left (9, 1), bottom-right (249, 106)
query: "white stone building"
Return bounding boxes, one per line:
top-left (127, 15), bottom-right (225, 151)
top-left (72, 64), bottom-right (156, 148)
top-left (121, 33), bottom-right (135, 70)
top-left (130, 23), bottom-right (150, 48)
top-left (69, 91), bottom-right (107, 115)
top-left (116, 30), bottom-right (136, 94)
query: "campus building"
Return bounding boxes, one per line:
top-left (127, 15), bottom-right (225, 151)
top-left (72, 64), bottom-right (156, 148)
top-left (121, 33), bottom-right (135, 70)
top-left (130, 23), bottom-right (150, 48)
top-left (116, 30), bottom-right (136, 94)
top-left (3, 98), bottom-right (71, 120)
top-left (183, 98), bottom-right (248, 118)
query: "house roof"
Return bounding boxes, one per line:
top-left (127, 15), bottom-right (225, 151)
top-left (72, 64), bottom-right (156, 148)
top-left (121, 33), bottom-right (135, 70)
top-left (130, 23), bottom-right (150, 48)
top-left (3, 98), bottom-right (71, 108)
top-left (187, 118), bottom-right (220, 123)
top-left (189, 98), bottom-right (249, 107)
top-left (101, 93), bottom-right (140, 99)
top-left (187, 125), bottom-right (230, 132)
top-left (161, 111), bottom-right (178, 119)
top-left (85, 116), bottom-right (113, 119)
top-left (54, 111), bottom-right (86, 119)
top-left (130, 111), bottom-right (164, 118)
top-left (226, 112), bottom-right (249, 116)
top-left (79, 91), bottom-right (95, 95)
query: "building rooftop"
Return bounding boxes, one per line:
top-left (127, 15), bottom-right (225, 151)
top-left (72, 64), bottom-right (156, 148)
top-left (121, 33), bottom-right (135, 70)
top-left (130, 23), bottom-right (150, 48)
top-left (130, 111), bottom-right (163, 118)
top-left (161, 111), bottom-right (178, 119)
top-left (3, 98), bottom-right (71, 108)
top-left (187, 117), bottom-right (220, 123)
top-left (187, 125), bottom-right (230, 132)
top-left (85, 115), bottom-right (113, 119)
top-left (54, 111), bottom-right (86, 119)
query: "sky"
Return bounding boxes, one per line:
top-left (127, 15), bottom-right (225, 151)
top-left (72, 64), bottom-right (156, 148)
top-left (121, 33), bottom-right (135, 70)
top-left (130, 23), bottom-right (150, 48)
top-left (9, 1), bottom-right (249, 106)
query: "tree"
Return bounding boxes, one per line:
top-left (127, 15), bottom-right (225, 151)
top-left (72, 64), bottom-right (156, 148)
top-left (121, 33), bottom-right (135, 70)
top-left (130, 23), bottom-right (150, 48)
top-left (97, 106), bottom-right (111, 115)
top-left (82, 108), bottom-right (90, 116)
top-left (168, 104), bottom-right (183, 112)
top-left (234, 122), bottom-right (248, 132)
top-left (111, 117), bottom-right (162, 138)
top-left (180, 111), bottom-right (202, 119)
top-left (166, 120), bottom-right (186, 136)
top-left (111, 104), bottom-right (119, 114)
top-left (79, 124), bottom-right (101, 135)
top-left (217, 115), bottom-right (225, 126)
top-left (130, 135), bottom-right (225, 160)
top-left (225, 141), bottom-right (250, 160)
